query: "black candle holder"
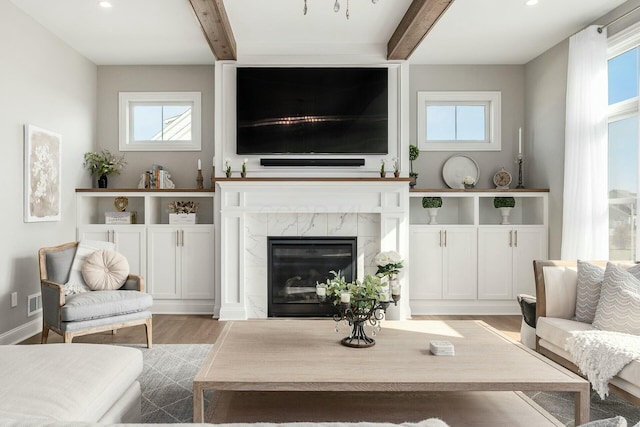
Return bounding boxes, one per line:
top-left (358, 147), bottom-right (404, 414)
top-left (318, 295), bottom-right (399, 348)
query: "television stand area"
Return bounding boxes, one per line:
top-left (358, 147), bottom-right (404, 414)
top-left (260, 158), bottom-right (365, 167)
top-left (193, 319), bottom-right (589, 425)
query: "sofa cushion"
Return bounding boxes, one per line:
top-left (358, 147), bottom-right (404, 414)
top-left (593, 263), bottom-right (640, 335)
top-left (576, 261), bottom-right (640, 324)
top-left (82, 249), bottom-right (129, 291)
top-left (543, 266), bottom-right (578, 319)
top-left (0, 343), bottom-right (142, 422)
top-left (61, 290), bottom-right (152, 322)
top-left (64, 240), bottom-right (115, 295)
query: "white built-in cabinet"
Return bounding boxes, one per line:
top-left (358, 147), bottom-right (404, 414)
top-left (408, 190), bottom-right (548, 315)
top-left (75, 189), bottom-right (215, 314)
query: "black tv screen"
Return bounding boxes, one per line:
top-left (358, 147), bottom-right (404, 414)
top-left (236, 67), bottom-right (388, 155)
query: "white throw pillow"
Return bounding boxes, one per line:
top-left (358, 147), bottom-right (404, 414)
top-left (592, 263), bottom-right (640, 335)
top-left (63, 240), bottom-right (115, 295)
top-left (82, 249), bottom-right (130, 291)
top-left (575, 261), bottom-right (640, 323)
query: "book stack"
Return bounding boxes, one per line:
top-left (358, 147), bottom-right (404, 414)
top-left (429, 340), bottom-right (455, 356)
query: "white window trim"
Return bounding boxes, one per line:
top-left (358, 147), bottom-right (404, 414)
top-left (417, 91), bottom-right (501, 151)
top-left (118, 91), bottom-right (202, 152)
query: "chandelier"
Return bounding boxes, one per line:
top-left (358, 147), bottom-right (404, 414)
top-left (303, 0), bottom-right (379, 20)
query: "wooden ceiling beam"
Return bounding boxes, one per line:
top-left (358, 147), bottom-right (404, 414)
top-left (387, 0), bottom-right (455, 61)
top-left (187, 0), bottom-right (237, 61)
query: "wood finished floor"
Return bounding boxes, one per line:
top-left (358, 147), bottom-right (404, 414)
top-left (21, 314), bottom-right (521, 345)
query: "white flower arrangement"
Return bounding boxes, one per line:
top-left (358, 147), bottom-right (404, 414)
top-left (374, 250), bottom-right (404, 277)
top-left (463, 176), bottom-right (476, 185)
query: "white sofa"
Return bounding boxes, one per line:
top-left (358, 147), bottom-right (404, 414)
top-left (0, 343), bottom-right (143, 423)
top-left (533, 260), bottom-right (640, 404)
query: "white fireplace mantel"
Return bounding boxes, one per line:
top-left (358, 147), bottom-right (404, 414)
top-left (214, 178), bottom-right (411, 321)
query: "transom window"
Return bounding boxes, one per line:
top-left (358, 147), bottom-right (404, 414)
top-left (417, 91), bottom-right (501, 151)
top-left (119, 92), bottom-right (201, 151)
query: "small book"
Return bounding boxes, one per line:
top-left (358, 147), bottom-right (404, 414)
top-left (430, 340), bottom-right (455, 356)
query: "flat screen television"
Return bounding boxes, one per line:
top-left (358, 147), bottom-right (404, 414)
top-left (236, 67), bottom-right (388, 155)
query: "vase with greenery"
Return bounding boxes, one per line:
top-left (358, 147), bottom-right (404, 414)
top-left (409, 144), bottom-right (419, 188)
top-left (392, 157), bottom-right (400, 177)
top-left (422, 197), bottom-right (443, 224)
top-left (494, 197), bottom-right (516, 225)
top-left (379, 159), bottom-right (386, 178)
top-left (83, 149), bottom-right (126, 188)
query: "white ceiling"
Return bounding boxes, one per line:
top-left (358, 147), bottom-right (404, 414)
top-left (9, 0), bottom-right (628, 65)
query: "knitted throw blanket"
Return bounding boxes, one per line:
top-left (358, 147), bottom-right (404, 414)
top-left (565, 330), bottom-right (640, 399)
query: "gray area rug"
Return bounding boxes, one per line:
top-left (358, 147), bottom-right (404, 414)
top-left (131, 344), bottom-right (640, 425)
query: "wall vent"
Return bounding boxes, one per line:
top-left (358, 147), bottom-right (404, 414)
top-left (27, 293), bottom-right (42, 317)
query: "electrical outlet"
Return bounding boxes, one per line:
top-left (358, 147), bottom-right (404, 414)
top-left (10, 292), bottom-right (17, 308)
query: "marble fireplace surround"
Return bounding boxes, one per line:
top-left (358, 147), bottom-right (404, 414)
top-left (215, 178), bottom-right (411, 321)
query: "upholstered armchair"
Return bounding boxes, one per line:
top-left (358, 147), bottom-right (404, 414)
top-left (38, 241), bottom-right (153, 347)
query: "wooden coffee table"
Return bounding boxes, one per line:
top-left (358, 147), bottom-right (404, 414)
top-left (194, 319), bottom-right (590, 424)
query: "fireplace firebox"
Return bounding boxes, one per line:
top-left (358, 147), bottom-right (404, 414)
top-left (267, 237), bottom-right (357, 317)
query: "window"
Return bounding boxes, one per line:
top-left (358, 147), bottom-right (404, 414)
top-left (417, 91), bottom-right (501, 151)
top-left (119, 92), bottom-right (201, 151)
top-left (608, 24), bottom-right (640, 261)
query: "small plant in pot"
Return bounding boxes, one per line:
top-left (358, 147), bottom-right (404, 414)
top-left (409, 144), bottom-right (420, 188)
top-left (83, 149), bottom-right (126, 188)
top-left (494, 197), bottom-right (515, 225)
top-left (168, 200), bottom-right (199, 224)
top-left (422, 197), bottom-right (443, 225)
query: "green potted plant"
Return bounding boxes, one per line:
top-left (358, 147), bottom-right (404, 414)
top-left (409, 144), bottom-right (419, 188)
top-left (380, 159), bottom-right (386, 178)
top-left (422, 197), bottom-right (443, 225)
top-left (494, 197), bottom-right (516, 225)
top-left (83, 149), bottom-right (126, 188)
top-left (392, 157), bottom-right (400, 178)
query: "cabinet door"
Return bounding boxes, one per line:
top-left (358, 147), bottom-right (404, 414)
top-left (181, 227), bottom-right (215, 299)
top-left (111, 226), bottom-right (145, 276)
top-left (443, 227), bottom-right (477, 299)
top-left (513, 227), bottom-right (547, 296)
top-left (147, 227), bottom-right (180, 299)
top-left (77, 226), bottom-right (110, 243)
top-left (478, 228), bottom-right (513, 300)
top-left (409, 227), bottom-right (443, 299)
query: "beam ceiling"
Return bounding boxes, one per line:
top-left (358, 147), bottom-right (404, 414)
top-left (187, 0), bottom-right (236, 60)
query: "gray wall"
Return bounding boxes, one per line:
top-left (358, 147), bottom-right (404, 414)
top-left (409, 65), bottom-right (525, 189)
top-left (523, 0), bottom-right (640, 259)
top-left (96, 66), bottom-right (215, 189)
top-left (0, 0), bottom-right (96, 339)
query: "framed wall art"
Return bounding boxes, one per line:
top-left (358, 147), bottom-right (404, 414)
top-left (24, 125), bottom-right (61, 222)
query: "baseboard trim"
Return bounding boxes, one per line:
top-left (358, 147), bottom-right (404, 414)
top-left (0, 317), bottom-right (42, 345)
top-left (150, 299), bottom-right (215, 315)
top-left (410, 300), bottom-right (521, 316)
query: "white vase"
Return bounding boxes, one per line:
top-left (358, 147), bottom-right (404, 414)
top-left (427, 208), bottom-right (439, 225)
top-left (499, 207), bottom-right (512, 225)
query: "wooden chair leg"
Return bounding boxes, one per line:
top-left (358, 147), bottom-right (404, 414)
top-left (63, 332), bottom-right (74, 343)
top-left (145, 318), bottom-right (153, 349)
top-left (41, 325), bottom-right (49, 344)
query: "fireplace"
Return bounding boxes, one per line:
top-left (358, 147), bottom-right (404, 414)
top-left (267, 236), bottom-right (357, 317)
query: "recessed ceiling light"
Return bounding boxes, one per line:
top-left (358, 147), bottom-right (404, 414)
top-left (525, 0), bottom-right (538, 6)
top-left (98, 1), bottom-right (112, 8)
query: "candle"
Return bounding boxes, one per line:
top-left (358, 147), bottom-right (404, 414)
top-left (213, 156), bottom-right (215, 167)
top-left (340, 291), bottom-right (351, 303)
top-left (198, 159), bottom-right (202, 170)
top-left (518, 128), bottom-right (522, 155)
top-left (392, 284), bottom-right (401, 296)
top-left (379, 292), bottom-right (389, 302)
top-left (316, 286), bottom-right (326, 297)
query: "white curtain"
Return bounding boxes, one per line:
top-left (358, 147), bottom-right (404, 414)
top-left (561, 25), bottom-right (609, 260)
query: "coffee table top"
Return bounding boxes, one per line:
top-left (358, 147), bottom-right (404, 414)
top-left (195, 319), bottom-right (587, 392)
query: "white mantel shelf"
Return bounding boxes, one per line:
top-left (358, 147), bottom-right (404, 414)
top-left (215, 177), bottom-right (413, 182)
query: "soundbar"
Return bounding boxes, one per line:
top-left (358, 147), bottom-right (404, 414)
top-left (260, 158), bottom-right (365, 167)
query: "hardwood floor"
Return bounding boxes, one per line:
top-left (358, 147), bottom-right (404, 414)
top-left (21, 314), bottom-right (521, 345)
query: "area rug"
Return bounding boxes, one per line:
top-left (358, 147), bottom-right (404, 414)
top-left (132, 344), bottom-right (640, 426)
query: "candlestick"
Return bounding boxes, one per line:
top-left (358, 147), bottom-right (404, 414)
top-left (210, 166), bottom-right (215, 189)
top-left (518, 128), bottom-right (522, 155)
top-left (516, 155), bottom-right (524, 189)
top-left (213, 156), bottom-right (215, 167)
top-left (196, 169), bottom-right (204, 189)
top-left (197, 159), bottom-right (201, 170)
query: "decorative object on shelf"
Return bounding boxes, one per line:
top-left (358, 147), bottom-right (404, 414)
top-left (422, 197), bottom-right (443, 225)
top-left (463, 175), bottom-right (476, 189)
top-left (225, 159), bottom-right (232, 178)
top-left (409, 144), bottom-right (419, 188)
top-left (196, 158), bottom-right (204, 189)
top-left (114, 197), bottom-right (128, 212)
top-left (380, 159), bottom-right (386, 178)
top-left (494, 197), bottom-right (515, 225)
top-left (24, 124), bottom-right (61, 222)
top-left (303, 0), bottom-right (378, 20)
top-left (211, 156), bottom-right (216, 189)
top-left (392, 157), bottom-right (400, 178)
top-left (493, 167), bottom-right (512, 190)
top-left (105, 211), bottom-right (137, 224)
top-left (168, 200), bottom-right (199, 224)
top-left (316, 271), bottom-right (396, 348)
top-left (241, 158), bottom-right (248, 178)
top-left (516, 127), bottom-right (524, 188)
top-left (138, 165), bottom-right (175, 189)
top-left (83, 149), bottom-right (126, 189)
top-left (442, 154), bottom-right (479, 189)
